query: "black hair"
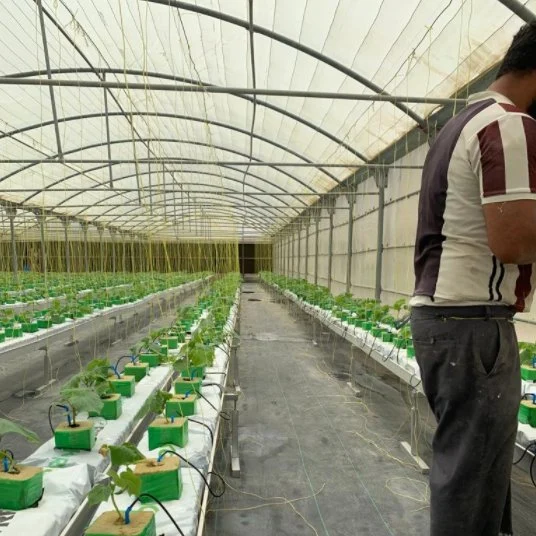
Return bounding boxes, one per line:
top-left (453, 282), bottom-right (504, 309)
top-left (497, 22), bottom-right (536, 79)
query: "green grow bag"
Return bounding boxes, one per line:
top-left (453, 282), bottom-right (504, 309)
top-left (139, 353), bottom-right (160, 368)
top-left (174, 377), bottom-right (202, 395)
top-left (89, 394), bottom-right (122, 420)
top-left (521, 365), bottom-right (536, 381)
top-left (22, 322), bottom-right (39, 333)
top-left (161, 336), bottom-right (179, 350)
top-left (85, 511), bottom-right (156, 536)
top-left (54, 421), bottom-right (95, 451)
top-left (37, 318), bottom-right (53, 329)
top-left (0, 466), bottom-right (43, 511)
top-left (109, 376), bottom-right (136, 398)
top-left (165, 394), bottom-right (198, 418)
top-left (148, 417), bottom-right (189, 450)
top-left (124, 362), bottom-right (149, 382)
top-left (518, 400), bottom-right (536, 427)
top-left (135, 456), bottom-right (182, 503)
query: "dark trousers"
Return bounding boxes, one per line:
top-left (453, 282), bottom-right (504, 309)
top-left (411, 306), bottom-right (520, 536)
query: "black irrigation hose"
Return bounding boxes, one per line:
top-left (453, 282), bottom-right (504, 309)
top-left (48, 404), bottom-right (69, 435)
top-left (157, 450), bottom-right (225, 498)
top-left (126, 493), bottom-right (185, 536)
top-left (197, 392), bottom-right (230, 421)
top-left (513, 441), bottom-right (536, 488)
top-left (188, 417), bottom-right (214, 444)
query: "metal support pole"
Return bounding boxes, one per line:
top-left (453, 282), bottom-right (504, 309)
top-left (121, 232), bottom-right (127, 272)
top-left (291, 226), bottom-right (296, 278)
top-left (375, 171), bottom-right (388, 302)
top-left (346, 194), bottom-right (356, 294)
top-left (98, 227), bottom-right (105, 272)
top-left (36, 0), bottom-right (63, 159)
top-left (497, 0), bottom-right (536, 23)
top-left (35, 212), bottom-right (47, 283)
top-left (297, 222), bottom-right (302, 279)
top-left (81, 222), bottom-right (89, 273)
top-left (130, 233), bottom-right (136, 273)
top-left (327, 199), bottom-right (337, 292)
top-left (103, 73), bottom-right (114, 188)
top-left (61, 218), bottom-right (71, 273)
top-left (304, 219), bottom-right (310, 281)
top-left (286, 233), bottom-right (291, 277)
top-left (110, 229), bottom-right (117, 273)
top-left (6, 207), bottom-right (18, 281)
top-left (314, 208), bottom-right (320, 286)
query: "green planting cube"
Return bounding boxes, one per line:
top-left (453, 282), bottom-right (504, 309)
top-left (135, 456), bottom-right (182, 503)
top-left (110, 375), bottom-right (136, 398)
top-left (0, 331), bottom-right (5, 343)
top-left (166, 394), bottom-right (198, 418)
top-left (371, 327), bottom-right (383, 337)
top-left (180, 366), bottom-right (205, 379)
top-left (362, 321), bottom-right (373, 331)
top-left (85, 511), bottom-right (156, 536)
top-left (51, 315), bottom-right (65, 325)
top-left (5, 326), bottom-right (23, 338)
top-left (89, 394), bottom-right (122, 420)
top-left (124, 362), bottom-right (149, 382)
top-left (0, 466), bottom-right (43, 510)
top-left (37, 318), bottom-right (52, 329)
top-left (139, 353), bottom-right (160, 368)
top-left (148, 417), bottom-right (189, 450)
top-left (521, 365), bottom-right (536, 381)
top-left (518, 400), bottom-right (536, 427)
top-left (54, 421), bottom-right (95, 451)
top-left (161, 336), bottom-right (178, 349)
top-left (382, 332), bottom-right (393, 343)
top-left (406, 344), bottom-right (415, 358)
top-left (22, 322), bottom-right (39, 333)
top-left (174, 377), bottom-right (202, 395)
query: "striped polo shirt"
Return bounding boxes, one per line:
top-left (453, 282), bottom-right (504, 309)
top-left (412, 91), bottom-right (536, 312)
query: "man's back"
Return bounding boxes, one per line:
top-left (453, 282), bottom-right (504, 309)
top-left (413, 90), bottom-right (536, 311)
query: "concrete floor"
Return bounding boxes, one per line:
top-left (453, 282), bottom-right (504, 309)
top-left (206, 281), bottom-right (536, 536)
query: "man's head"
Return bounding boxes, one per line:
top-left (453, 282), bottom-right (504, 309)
top-left (496, 22), bottom-right (536, 118)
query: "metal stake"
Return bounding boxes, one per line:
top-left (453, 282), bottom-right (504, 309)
top-left (5, 207), bottom-right (18, 281)
top-left (375, 172), bottom-right (387, 302)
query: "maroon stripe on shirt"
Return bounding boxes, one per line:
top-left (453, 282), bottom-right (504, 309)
top-left (514, 265), bottom-right (533, 312)
top-left (522, 115), bottom-right (536, 193)
top-left (478, 120), bottom-right (506, 197)
top-left (500, 103), bottom-right (523, 113)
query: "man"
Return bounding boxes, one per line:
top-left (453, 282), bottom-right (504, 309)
top-left (411, 22), bottom-right (536, 536)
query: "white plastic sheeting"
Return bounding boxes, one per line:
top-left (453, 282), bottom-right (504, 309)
top-left (0, 0), bottom-right (534, 240)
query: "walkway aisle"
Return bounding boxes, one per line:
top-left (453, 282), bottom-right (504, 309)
top-left (206, 282), bottom-right (430, 536)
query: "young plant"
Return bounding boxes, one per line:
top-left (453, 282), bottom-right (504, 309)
top-left (0, 419), bottom-right (39, 474)
top-left (58, 385), bottom-right (103, 427)
top-left (88, 443), bottom-right (145, 522)
top-left (149, 390), bottom-right (173, 422)
top-left (393, 298), bottom-right (408, 319)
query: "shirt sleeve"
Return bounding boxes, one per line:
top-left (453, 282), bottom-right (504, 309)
top-left (473, 112), bottom-right (536, 204)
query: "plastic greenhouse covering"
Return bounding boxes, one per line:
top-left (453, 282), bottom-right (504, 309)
top-left (0, 0), bottom-right (533, 242)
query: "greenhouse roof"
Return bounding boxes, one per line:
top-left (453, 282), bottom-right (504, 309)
top-left (0, 0), bottom-right (534, 241)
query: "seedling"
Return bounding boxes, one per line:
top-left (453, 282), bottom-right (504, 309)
top-left (87, 443), bottom-right (145, 525)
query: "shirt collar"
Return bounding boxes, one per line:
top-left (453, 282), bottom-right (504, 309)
top-left (467, 90), bottom-right (515, 106)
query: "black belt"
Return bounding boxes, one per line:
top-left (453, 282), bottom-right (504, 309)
top-left (411, 304), bottom-right (516, 320)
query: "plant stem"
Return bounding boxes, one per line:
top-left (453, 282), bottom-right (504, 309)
top-left (110, 488), bottom-right (124, 522)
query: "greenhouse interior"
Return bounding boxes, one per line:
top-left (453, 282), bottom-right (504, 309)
top-left (2, 1), bottom-right (536, 535)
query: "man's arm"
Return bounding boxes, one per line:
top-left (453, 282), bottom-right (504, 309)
top-left (475, 112), bottom-right (536, 264)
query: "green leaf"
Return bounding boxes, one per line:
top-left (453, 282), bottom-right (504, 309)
top-left (87, 483), bottom-right (111, 505)
top-left (0, 418), bottom-right (39, 443)
top-left (108, 442), bottom-right (145, 467)
top-left (149, 391), bottom-right (173, 415)
top-left (60, 387), bottom-right (104, 414)
top-left (109, 468), bottom-right (141, 497)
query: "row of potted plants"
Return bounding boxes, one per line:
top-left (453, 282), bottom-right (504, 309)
top-left (0, 272), bottom-right (209, 344)
top-left (260, 272), bottom-right (414, 355)
top-left (0, 273), bottom-right (240, 536)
